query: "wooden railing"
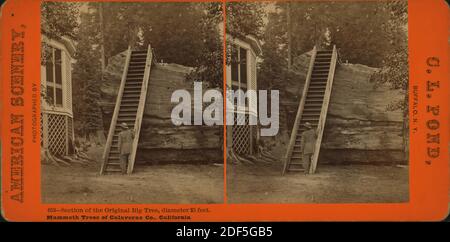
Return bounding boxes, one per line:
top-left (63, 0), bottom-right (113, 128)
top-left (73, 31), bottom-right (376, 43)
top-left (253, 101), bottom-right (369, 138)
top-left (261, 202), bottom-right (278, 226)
top-left (127, 44), bottom-right (153, 174)
top-left (309, 45), bottom-right (337, 174)
top-left (100, 46), bottom-right (131, 175)
top-left (282, 46), bottom-right (317, 175)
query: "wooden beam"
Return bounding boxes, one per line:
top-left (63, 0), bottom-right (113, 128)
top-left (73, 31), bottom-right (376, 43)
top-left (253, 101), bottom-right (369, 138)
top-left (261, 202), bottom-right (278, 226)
top-left (127, 44), bottom-right (153, 174)
top-left (282, 46), bottom-right (317, 175)
top-left (100, 46), bottom-right (131, 175)
top-left (309, 45), bottom-right (338, 174)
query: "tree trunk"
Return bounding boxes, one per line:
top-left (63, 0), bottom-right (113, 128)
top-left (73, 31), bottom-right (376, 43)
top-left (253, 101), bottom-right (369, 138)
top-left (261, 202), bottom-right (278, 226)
top-left (98, 2), bottom-right (106, 73)
top-left (287, 1), bottom-right (292, 71)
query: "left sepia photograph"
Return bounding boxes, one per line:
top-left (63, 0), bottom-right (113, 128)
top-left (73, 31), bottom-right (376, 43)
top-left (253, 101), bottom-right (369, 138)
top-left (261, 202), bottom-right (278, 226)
top-left (40, 1), bottom-right (224, 204)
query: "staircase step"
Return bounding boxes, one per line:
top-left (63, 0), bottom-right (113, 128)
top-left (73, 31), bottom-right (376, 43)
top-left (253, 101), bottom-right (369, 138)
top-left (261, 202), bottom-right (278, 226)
top-left (131, 53), bottom-right (147, 57)
top-left (125, 82), bottom-right (143, 86)
top-left (314, 65), bottom-right (331, 69)
top-left (106, 168), bottom-right (123, 172)
top-left (305, 98), bottom-right (323, 102)
top-left (132, 50), bottom-right (148, 54)
top-left (311, 77), bottom-right (328, 81)
top-left (130, 59), bottom-right (147, 64)
top-left (128, 66), bottom-right (145, 71)
top-left (127, 73), bottom-right (144, 77)
top-left (312, 70), bottom-right (329, 74)
top-left (117, 117), bottom-right (137, 122)
top-left (120, 103), bottom-right (139, 107)
top-left (314, 62), bottom-right (330, 66)
top-left (316, 53), bottom-right (332, 57)
top-left (119, 108), bottom-right (138, 113)
top-left (303, 110), bottom-right (322, 114)
top-left (121, 99), bottom-right (139, 104)
top-left (306, 94), bottom-right (325, 98)
top-left (126, 80), bottom-right (143, 84)
top-left (129, 62), bottom-right (146, 66)
top-left (308, 90), bottom-right (325, 94)
top-left (128, 70), bottom-right (145, 75)
top-left (121, 95), bottom-right (140, 100)
top-left (302, 113), bottom-right (320, 117)
top-left (288, 168), bottom-right (305, 172)
top-left (122, 94), bottom-right (141, 99)
top-left (128, 65), bottom-right (145, 70)
top-left (300, 119), bottom-right (319, 124)
top-left (130, 56), bottom-right (147, 60)
top-left (108, 154), bottom-right (119, 159)
top-left (124, 85), bottom-right (142, 89)
top-left (315, 58), bottom-right (331, 62)
top-left (123, 90), bottom-right (141, 94)
top-left (308, 85), bottom-right (326, 90)
top-left (305, 102), bottom-right (322, 105)
top-left (126, 77), bottom-right (144, 81)
top-left (131, 54), bottom-right (147, 59)
top-left (124, 88), bottom-right (142, 93)
top-left (118, 113), bottom-right (137, 118)
top-left (311, 74), bottom-right (329, 78)
top-left (311, 75), bottom-right (328, 78)
top-left (113, 126), bottom-right (134, 133)
top-left (310, 83), bottom-right (327, 86)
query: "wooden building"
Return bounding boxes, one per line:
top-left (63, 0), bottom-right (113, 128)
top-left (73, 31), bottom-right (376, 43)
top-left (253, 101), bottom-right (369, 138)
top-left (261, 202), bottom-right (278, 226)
top-left (226, 35), bottom-right (262, 155)
top-left (40, 35), bottom-right (76, 156)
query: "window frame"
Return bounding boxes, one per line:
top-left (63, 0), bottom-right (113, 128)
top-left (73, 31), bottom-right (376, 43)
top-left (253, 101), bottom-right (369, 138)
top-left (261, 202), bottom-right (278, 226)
top-left (230, 45), bottom-right (248, 91)
top-left (46, 47), bottom-right (64, 107)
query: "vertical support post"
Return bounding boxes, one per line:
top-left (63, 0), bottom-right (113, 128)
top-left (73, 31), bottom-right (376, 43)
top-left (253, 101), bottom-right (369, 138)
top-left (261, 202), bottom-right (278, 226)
top-left (65, 115), bottom-right (69, 155)
top-left (100, 46), bottom-right (132, 175)
top-left (282, 46), bottom-right (317, 175)
top-left (42, 112), bottom-right (49, 150)
top-left (309, 45), bottom-right (337, 174)
top-left (127, 44), bottom-right (153, 174)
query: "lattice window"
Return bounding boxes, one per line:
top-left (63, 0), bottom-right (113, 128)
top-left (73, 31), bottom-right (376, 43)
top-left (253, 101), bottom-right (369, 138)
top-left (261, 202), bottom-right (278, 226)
top-left (47, 113), bottom-right (67, 155)
top-left (232, 113), bottom-right (250, 155)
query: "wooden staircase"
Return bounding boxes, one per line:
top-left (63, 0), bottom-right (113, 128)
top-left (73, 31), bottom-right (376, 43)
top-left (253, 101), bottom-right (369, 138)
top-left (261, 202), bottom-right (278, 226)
top-left (282, 45), bottom-right (338, 175)
top-left (100, 45), bottom-right (153, 175)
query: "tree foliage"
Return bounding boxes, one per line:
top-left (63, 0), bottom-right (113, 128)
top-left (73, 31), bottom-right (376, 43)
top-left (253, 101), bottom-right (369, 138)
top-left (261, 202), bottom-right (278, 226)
top-left (41, 2), bottom-right (79, 40)
top-left (72, 8), bottom-right (104, 137)
top-left (372, 1), bottom-right (408, 114)
top-left (226, 2), bottom-right (266, 40)
top-left (40, 2), bottom-right (79, 65)
top-left (259, 1), bottom-right (408, 101)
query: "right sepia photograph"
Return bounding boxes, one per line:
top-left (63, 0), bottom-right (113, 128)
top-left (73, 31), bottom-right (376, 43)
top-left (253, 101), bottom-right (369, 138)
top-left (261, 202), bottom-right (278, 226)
top-left (226, 1), bottom-right (409, 203)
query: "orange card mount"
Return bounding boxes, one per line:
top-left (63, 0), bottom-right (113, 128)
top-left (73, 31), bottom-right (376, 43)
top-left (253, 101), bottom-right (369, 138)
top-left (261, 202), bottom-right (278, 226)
top-left (0, 0), bottom-right (449, 222)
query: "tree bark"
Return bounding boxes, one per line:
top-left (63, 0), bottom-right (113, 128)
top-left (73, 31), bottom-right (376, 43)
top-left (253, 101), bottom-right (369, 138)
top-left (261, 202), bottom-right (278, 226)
top-left (98, 2), bottom-right (106, 73)
top-left (287, 1), bottom-right (292, 71)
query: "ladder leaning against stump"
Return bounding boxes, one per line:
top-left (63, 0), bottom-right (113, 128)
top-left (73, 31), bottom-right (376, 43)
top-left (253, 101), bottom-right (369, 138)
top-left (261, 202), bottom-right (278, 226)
top-left (282, 45), bottom-right (338, 175)
top-left (100, 45), bottom-right (153, 175)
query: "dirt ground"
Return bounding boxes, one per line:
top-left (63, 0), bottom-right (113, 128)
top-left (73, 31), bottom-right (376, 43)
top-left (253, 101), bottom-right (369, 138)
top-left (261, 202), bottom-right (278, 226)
top-left (42, 163), bottom-right (224, 204)
top-left (228, 163), bottom-right (409, 203)
top-left (43, 160), bottom-right (408, 204)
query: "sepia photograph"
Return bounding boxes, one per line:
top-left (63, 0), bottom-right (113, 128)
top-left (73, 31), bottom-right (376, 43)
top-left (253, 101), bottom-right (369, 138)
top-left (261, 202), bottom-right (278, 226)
top-left (2, 0), bottom-right (448, 223)
top-left (39, 0), bottom-right (409, 205)
top-left (40, 1), bottom-right (225, 204)
top-left (225, 1), bottom-right (409, 203)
